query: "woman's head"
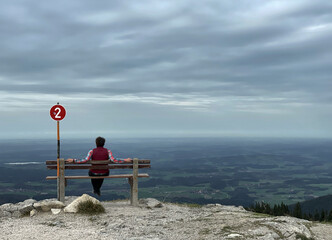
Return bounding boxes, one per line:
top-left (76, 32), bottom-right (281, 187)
top-left (95, 136), bottom-right (106, 147)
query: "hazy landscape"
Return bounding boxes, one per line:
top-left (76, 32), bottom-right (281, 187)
top-left (1, 137), bottom-right (332, 212)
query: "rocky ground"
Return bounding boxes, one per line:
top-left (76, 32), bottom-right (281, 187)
top-left (1, 196), bottom-right (332, 240)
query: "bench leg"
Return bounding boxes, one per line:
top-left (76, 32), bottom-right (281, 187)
top-left (57, 158), bottom-right (65, 203)
top-left (128, 177), bottom-right (138, 206)
top-left (127, 158), bottom-right (139, 206)
top-left (128, 177), bottom-right (133, 205)
top-left (132, 159), bottom-right (139, 206)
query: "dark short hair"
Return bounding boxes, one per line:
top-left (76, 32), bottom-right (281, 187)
top-left (95, 137), bottom-right (105, 147)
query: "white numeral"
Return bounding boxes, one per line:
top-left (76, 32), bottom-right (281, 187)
top-left (54, 107), bottom-right (61, 118)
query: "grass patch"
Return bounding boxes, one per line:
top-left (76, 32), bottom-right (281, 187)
top-left (171, 202), bottom-right (202, 208)
top-left (295, 233), bottom-right (314, 240)
top-left (77, 200), bottom-right (105, 215)
top-left (183, 203), bottom-right (202, 208)
top-left (104, 199), bottom-right (128, 203)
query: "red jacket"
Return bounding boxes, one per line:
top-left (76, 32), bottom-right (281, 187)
top-left (74, 147), bottom-right (125, 174)
top-left (91, 147), bottom-right (109, 174)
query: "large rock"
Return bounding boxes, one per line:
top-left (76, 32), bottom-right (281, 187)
top-left (0, 204), bottom-right (14, 218)
top-left (17, 199), bottom-right (37, 215)
top-left (139, 198), bottom-right (163, 208)
top-left (262, 216), bottom-right (312, 239)
top-left (64, 194), bottom-right (101, 213)
top-left (33, 199), bottom-right (65, 212)
top-left (0, 199), bottom-right (37, 218)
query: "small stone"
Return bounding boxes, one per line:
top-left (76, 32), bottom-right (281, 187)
top-left (139, 198), bottom-right (163, 209)
top-left (51, 208), bottom-right (61, 215)
top-left (30, 209), bottom-right (37, 217)
top-left (237, 206), bottom-right (245, 211)
top-left (205, 204), bottom-right (217, 208)
top-left (227, 233), bottom-right (242, 238)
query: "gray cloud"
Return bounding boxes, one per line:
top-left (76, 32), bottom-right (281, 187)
top-left (0, 0), bottom-right (331, 138)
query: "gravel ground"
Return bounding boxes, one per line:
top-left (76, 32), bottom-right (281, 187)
top-left (1, 199), bottom-right (332, 240)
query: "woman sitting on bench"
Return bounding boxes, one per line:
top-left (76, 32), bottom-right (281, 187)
top-left (66, 136), bottom-right (132, 196)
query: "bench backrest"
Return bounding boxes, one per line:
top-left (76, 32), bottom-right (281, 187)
top-left (46, 159), bottom-right (151, 170)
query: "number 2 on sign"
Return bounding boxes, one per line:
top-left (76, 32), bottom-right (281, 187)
top-left (54, 107), bottom-right (61, 118)
top-left (50, 104), bottom-right (66, 121)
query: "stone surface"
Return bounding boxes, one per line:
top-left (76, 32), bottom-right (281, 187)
top-left (139, 198), bottom-right (163, 209)
top-left (0, 199), bottom-right (37, 217)
top-left (0, 209), bottom-right (11, 218)
top-left (0, 203), bottom-right (18, 213)
top-left (33, 199), bottom-right (65, 212)
top-left (0, 198), bottom-right (332, 239)
top-left (64, 194), bottom-right (101, 213)
top-left (18, 199), bottom-right (37, 215)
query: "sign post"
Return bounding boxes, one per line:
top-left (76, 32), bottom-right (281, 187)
top-left (50, 103), bottom-right (66, 202)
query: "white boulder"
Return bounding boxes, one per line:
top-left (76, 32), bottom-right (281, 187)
top-left (64, 194), bottom-right (101, 213)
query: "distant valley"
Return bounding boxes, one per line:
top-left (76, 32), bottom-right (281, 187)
top-left (1, 137), bottom-right (332, 214)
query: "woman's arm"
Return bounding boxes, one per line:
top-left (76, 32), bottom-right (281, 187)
top-left (108, 149), bottom-right (132, 163)
top-left (66, 150), bottom-right (93, 163)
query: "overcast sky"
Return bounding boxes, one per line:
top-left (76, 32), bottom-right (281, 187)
top-left (0, 0), bottom-right (331, 139)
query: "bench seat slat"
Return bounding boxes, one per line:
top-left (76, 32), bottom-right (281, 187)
top-left (47, 165), bottom-right (150, 170)
top-left (46, 159), bottom-right (150, 165)
top-left (46, 173), bottom-right (149, 180)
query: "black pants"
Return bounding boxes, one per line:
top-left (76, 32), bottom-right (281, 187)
top-left (89, 170), bottom-right (109, 192)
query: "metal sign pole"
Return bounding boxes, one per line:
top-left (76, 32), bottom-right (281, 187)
top-left (57, 118), bottom-right (65, 202)
top-left (57, 121), bottom-right (60, 160)
top-left (57, 120), bottom-right (60, 201)
top-left (50, 102), bottom-right (66, 202)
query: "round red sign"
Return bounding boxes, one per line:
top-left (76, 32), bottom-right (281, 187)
top-left (50, 104), bottom-right (66, 121)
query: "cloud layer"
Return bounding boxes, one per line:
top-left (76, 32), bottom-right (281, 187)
top-left (0, 0), bottom-right (331, 138)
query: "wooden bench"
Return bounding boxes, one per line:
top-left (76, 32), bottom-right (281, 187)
top-left (46, 158), bottom-right (150, 206)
